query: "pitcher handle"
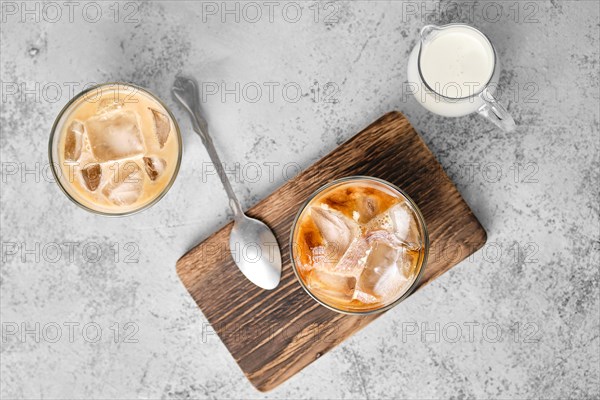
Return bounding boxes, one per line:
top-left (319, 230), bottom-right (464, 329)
top-left (478, 88), bottom-right (516, 132)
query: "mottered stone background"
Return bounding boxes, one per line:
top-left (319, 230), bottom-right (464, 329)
top-left (1, 1), bottom-right (598, 399)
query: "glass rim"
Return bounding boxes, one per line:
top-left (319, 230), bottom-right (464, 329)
top-left (417, 23), bottom-right (498, 101)
top-left (47, 81), bottom-right (183, 217)
top-left (289, 176), bottom-right (430, 316)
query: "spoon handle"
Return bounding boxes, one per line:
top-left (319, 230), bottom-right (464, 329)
top-left (172, 77), bottom-right (244, 218)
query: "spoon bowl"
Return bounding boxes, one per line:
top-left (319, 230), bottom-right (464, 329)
top-left (172, 75), bottom-right (282, 290)
top-left (230, 215), bottom-right (282, 290)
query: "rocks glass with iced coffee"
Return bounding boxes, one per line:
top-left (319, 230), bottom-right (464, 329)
top-left (291, 177), bottom-right (428, 314)
top-left (49, 83), bottom-right (181, 215)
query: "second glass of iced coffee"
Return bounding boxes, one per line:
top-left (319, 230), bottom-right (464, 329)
top-left (291, 177), bottom-right (429, 314)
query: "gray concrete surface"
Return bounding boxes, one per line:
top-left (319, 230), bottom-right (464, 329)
top-left (1, 1), bottom-right (599, 399)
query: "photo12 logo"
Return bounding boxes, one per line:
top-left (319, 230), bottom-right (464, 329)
top-left (2, 321), bottom-right (139, 344)
top-left (439, 161), bottom-right (540, 185)
top-left (200, 1), bottom-right (341, 24)
top-left (198, 81), bottom-right (340, 104)
top-left (427, 240), bottom-right (540, 266)
top-left (200, 161), bottom-right (303, 184)
top-left (1, 81), bottom-right (139, 104)
top-left (401, 1), bottom-right (541, 24)
top-left (0, 1), bottom-right (140, 24)
top-left (400, 80), bottom-right (539, 106)
top-left (1, 241), bottom-right (140, 264)
top-left (400, 321), bottom-right (541, 344)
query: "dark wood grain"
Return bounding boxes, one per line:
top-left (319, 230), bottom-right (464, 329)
top-left (176, 111), bottom-right (487, 391)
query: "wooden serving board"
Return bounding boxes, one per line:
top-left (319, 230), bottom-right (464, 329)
top-left (177, 111), bottom-right (487, 391)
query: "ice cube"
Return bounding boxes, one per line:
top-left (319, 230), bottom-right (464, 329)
top-left (333, 237), bottom-right (369, 276)
top-left (85, 109), bottom-right (145, 162)
top-left (102, 162), bottom-right (144, 205)
top-left (353, 289), bottom-right (379, 304)
top-left (149, 108), bottom-right (171, 148)
top-left (143, 156), bottom-right (166, 181)
top-left (310, 245), bottom-right (340, 271)
top-left (355, 195), bottom-right (378, 223)
top-left (81, 163), bottom-right (101, 191)
top-left (389, 203), bottom-right (422, 249)
top-left (365, 229), bottom-right (399, 245)
top-left (314, 233), bottom-right (389, 278)
top-left (97, 97), bottom-right (124, 114)
top-left (397, 247), bottom-right (421, 278)
top-left (356, 240), bottom-right (409, 299)
top-left (367, 204), bottom-right (422, 250)
top-left (310, 245), bottom-right (326, 264)
top-left (307, 269), bottom-right (357, 303)
top-left (310, 207), bottom-right (360, 260)
top-left (64, 120), bottom-right (84, 162)
top-left (365, 211), bottom-right (392, 231)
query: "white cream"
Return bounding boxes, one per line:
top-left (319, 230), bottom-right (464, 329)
top-left (420, 26), bottom-right (495, 98)
top-left (407, 25), bottom-right (498, 117)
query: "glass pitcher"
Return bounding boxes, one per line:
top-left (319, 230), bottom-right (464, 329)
top-left (407, 23), bottom-right (516, 132)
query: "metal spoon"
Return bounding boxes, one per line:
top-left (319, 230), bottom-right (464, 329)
top-left (172, 76), bottom-right (281, 290)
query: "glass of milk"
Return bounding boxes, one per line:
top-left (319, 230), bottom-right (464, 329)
top-left (407, 24), bottom-right (516, 132)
